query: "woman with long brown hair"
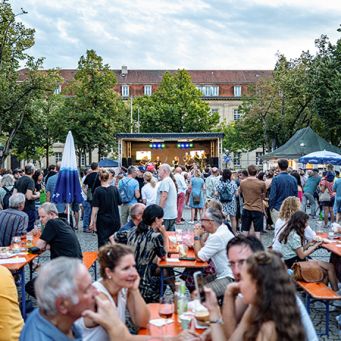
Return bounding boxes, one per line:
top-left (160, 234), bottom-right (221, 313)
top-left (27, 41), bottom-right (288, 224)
top-left (228, 251), bottom-right (306, 340)
top-left (278, 211), bottom-right (338, 290)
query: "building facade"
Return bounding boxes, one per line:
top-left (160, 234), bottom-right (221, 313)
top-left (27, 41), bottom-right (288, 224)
top-left (18, 67), bottom-right (272, 169)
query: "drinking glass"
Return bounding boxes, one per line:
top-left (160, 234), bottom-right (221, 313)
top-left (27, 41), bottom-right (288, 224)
top-left (11, 236), bottom-right (21, 253)
top-left (158, 295), bottom-right (174, 335)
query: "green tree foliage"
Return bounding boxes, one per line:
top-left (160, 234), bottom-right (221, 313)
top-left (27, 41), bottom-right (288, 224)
top-left (134, 70), bottom-right (219, 132)
top-left (53, 49), bottom-right (129, 162)
top-left (234, 28), bottom-right (341, 152)
top-left (0, 1), bottom-right (61, 166)
top-left (12, 94), bottom-right (65, 165)
top-left (309, 31), bottom-right (341, 146)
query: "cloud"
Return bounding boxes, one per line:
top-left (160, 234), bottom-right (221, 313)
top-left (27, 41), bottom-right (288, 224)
top-left (11, 0), bottom-right (341, 70)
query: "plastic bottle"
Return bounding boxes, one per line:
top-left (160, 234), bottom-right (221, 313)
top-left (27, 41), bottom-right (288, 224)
top-left (177, 281), bottom-right (188, 321)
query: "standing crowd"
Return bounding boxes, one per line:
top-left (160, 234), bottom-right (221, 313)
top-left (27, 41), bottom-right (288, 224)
top-left (0, 158), bottom-right (341, 340)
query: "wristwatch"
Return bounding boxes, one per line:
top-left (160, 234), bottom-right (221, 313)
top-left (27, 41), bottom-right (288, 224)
top-left (194, 236), bottom-right (201, 241)
top-left (210, 317), bottom-right (224, 324)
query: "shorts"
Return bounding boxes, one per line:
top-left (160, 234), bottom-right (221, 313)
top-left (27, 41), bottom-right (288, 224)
top-left (320, 196), bottom-right (335, 208)
top-left (241, 209), bottom-right (264, 232)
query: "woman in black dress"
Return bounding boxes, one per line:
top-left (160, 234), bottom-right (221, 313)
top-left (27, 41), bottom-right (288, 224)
top-left (90, 169), bottom-right (122, 247)
top-left (112, 204), bottom-right (169, 303)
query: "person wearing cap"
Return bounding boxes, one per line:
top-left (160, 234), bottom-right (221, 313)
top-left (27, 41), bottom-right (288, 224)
top-left (301, 169), bottom-right (321, 218)
top-left (13, 168), bottom-right (22, 181)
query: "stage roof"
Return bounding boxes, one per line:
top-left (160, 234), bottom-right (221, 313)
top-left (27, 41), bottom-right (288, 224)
top-left (116, 132), bottom-right (224, 141)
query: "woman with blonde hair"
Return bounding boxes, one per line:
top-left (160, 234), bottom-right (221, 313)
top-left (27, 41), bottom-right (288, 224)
top-left (272, 196), bottom-right (315, 252)
top-left (141, 171), bottom-right (157, 206)
top-left (90, 169), bottom-right (122, 247)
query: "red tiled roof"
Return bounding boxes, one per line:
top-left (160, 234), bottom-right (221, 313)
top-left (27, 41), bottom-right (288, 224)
top-left (18, 68), bottom-right (273, 85)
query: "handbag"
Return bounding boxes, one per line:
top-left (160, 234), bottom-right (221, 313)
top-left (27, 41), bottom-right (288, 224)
top-left (319, 187), bottom-right (331, 202)
top-left (193, 195), bottom-right (201, 204)
top-left (292, 261), bottom-right (324, 283)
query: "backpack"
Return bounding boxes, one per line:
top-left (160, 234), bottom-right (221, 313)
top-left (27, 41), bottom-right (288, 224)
top-left (119, 178), bottom-right (134, 203)
top-left (218, 181), bottom-right (233, 203)
top-left (2, 187), bottom-right (14, 209)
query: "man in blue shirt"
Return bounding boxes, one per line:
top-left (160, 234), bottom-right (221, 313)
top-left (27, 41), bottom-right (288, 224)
top-left (269, 159), bottom-right (298, 223)
top-left (302, 169), bottom-right (321, 218)
top-left (118, 166), bottom-right (140, 225)
top-left (20, 257), bottom-right (123, 341)
top-left (333, 176), bottom-right (341, 223)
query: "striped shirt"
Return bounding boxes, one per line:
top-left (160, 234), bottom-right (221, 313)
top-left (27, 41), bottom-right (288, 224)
top-left (0, 209), bottom-right (28, 246)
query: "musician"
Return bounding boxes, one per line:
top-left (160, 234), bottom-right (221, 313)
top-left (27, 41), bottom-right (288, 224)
top-left (154, 156), bottom-right (161, 170)
top-left (172, 156), bottom-right (179, 168)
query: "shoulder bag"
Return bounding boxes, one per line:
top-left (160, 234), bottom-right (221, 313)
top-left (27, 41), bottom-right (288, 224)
top-left (292, 261), bottom-right (324, 283)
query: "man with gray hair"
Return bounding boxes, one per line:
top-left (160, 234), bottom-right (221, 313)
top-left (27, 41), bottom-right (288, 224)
top-left (36, 202), bottom-right (82, 260)
top-left (116, 202), bottom-right (145, 232)
top-left (0, 193), bottom-right (28, 246)
top-left (193, 207), bottom-right (234, 297)
top-left (26, 203), bottom-right (83, 299)
top-left (156, 163), bottom-right (177, 230)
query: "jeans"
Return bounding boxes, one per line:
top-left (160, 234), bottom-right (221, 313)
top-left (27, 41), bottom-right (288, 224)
top-left (176, 192), bottom-right (185, 223)
top-left (25, 209), bottom-right (36, 232)
top-left (163, 219), bottom-right (176, 231)
top-left (301, 192), bottom-right (317, 216)
top-left (83, 200), bottom-right (91, 230)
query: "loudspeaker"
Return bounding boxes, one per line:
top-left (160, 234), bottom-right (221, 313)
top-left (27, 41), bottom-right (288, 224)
top-left (122, 158), bottom-right (128, 168)
top-left (210, 157), bottom-right (219, 168)
top-left (127, 158), bottom-right (132, 166)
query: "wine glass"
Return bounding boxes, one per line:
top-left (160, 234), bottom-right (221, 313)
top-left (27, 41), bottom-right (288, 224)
top-left (158, 295), bottom-right (174, 335)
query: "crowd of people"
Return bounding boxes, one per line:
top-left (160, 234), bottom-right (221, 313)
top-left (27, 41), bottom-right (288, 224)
top-left (0, 158), bottom-right (341, 340)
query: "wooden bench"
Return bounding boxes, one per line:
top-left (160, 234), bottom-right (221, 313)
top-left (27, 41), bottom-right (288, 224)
top-left (297, 281), bottom-right (341, 337)
top-left (82, 251), bottom-right (98, 280)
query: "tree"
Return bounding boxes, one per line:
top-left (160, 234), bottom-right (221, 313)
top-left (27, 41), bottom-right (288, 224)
top-left (309, 30), bottom-right (341, 146)
top-left (53, 49), bottom-right (129, 165)
top-left (0, 1), bottom-right (61, 167)
top-left (236, 52), bottom-right (323, 152)
top-left (12, 94), bottom-right (65, 165)
top-left (134, 70), bottom-right (219, 132)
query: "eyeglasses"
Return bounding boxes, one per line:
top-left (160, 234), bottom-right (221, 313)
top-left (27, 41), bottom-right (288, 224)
top-left (200, 218), bottom-right (214, 222)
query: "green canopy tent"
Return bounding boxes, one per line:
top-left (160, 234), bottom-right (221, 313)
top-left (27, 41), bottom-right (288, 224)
top-left (262, 127), bottom-right (341, 161)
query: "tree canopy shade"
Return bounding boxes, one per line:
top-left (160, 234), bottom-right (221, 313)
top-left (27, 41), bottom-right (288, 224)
top-left (134, 69), bottom-right (219, 133)
top-left (0, 1), bottom-right (61, 166)
top-left (262, 127), bottom-right (341, 160)
top-left (235, 27), bottom-right (341, 153)
top-left (53, 49), bottom-right (129, 163)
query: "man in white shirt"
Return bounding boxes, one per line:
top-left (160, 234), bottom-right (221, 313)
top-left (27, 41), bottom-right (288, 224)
top-left (174, 167), bottom-right (188, 225)
top-left (156, 164), bottom-right (177, 231)
top-left (194, 207), bottom-right (234, 298)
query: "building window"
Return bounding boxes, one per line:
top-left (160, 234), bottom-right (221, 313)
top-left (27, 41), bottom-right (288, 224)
top-left (144, 85), bottom-right (152, 96)
top-left (121, 85), bottom-right (129, 97)
top-left (54, 85), bottom-right (62, 95)
top-left (197, 85), bottom-right (219, 97)
top-left (234, 85), bottom-right (242, 97)
top-left (55, 152), bottom-right (62, 163)
top-left (233, 152), bottom-right (241, 167)
top-left (211, 108), bottom-right (219, 114)
top-left (233, 109), bottom-right (242, 120)
top-left (256, 152), bottom-right (263, 165)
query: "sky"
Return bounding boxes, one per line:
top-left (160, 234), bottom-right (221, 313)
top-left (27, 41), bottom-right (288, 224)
top-left (11, 0), bottom-right (341, 70)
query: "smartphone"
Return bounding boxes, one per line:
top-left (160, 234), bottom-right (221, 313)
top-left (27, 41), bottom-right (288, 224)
top-left (194, 271), bottom-right (206, 303)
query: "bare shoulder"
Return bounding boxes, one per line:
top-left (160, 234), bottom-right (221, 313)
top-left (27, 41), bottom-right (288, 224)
top-left (256, 321), bottom-right (277, 341)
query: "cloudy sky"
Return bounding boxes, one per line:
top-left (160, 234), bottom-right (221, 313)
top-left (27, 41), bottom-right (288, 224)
top-left (12, 0), bottom-right (341, 70)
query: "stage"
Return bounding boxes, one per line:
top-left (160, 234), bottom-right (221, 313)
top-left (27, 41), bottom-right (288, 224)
top-left (116, 133), bottom-right (224, 169)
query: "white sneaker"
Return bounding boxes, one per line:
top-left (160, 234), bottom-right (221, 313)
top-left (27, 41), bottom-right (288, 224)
top-left (188, 221), bottom-right (194, 224)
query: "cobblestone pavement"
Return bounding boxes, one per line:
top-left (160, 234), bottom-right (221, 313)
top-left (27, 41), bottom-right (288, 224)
top-left (27, 206), bottom-right (341, 339)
